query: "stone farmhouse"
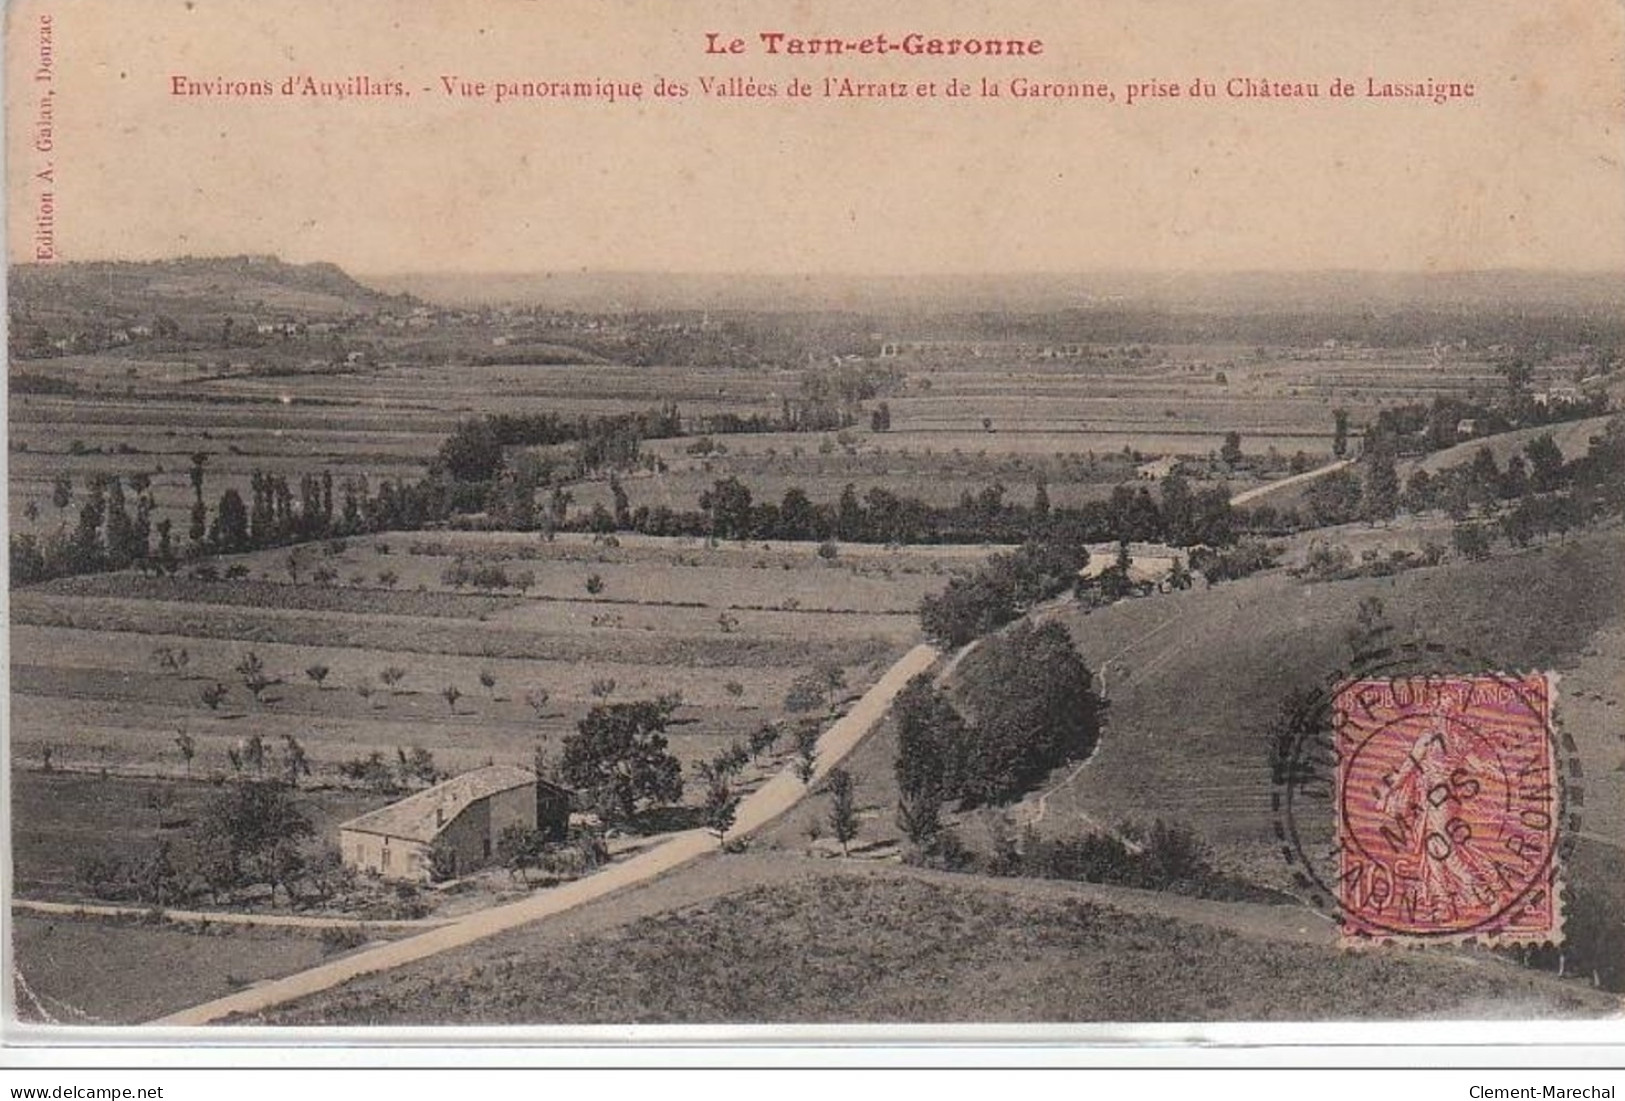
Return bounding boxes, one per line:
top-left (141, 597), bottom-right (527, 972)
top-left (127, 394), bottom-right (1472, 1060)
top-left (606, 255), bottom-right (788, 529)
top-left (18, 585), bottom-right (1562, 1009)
top-left (338, 765), bottom-right (573, 883)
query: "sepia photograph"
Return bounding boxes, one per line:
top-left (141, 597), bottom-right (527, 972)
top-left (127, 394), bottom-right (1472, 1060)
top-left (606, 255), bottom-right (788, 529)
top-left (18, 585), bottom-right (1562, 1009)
top-left (4, 0), bottom-right (1624, 1043)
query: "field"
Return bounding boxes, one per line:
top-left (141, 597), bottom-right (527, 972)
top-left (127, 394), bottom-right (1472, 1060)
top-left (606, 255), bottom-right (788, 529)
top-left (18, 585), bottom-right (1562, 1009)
top-left (12, 913), bottom-right (349, 1025)
top-left (248, 861), bottom-right (1614, 1024)
top-left (9, 339), bottom-right (1545, 532)
top-left (10, 531), bottom-right (976, 813)
top-left (11, 771), bottom-right (391, 900)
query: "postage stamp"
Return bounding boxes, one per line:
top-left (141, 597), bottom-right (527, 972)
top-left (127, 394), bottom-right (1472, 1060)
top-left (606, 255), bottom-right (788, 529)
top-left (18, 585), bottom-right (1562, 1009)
top-left (1332, 672), bottom-right (1561, 946)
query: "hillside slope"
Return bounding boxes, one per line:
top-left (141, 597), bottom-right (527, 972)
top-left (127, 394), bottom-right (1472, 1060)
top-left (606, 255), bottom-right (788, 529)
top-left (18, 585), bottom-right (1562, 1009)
top-left (1027, 527), bottom-right (1625, 883)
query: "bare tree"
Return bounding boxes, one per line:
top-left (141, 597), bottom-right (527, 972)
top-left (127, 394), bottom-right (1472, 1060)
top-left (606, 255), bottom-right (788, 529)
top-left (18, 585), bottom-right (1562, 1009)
top-left (174, 728), bottom-right (196, 776)
top-left (200, 682), bottom-right (229, 712)
top-left (525, 687), bottom-right (551, 719)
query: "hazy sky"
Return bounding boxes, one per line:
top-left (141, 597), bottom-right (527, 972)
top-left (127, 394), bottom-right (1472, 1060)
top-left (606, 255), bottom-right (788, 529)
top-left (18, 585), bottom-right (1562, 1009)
top-left (7, 0), bottom-right (1624, 275)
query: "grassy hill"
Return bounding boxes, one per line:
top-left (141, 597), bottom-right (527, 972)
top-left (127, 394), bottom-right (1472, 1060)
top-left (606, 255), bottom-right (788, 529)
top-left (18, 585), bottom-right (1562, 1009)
top-left (8, 256), bottom-right (411, 330)
top-left (1403, 414), bottom-right (1619, 479)
top-left (1031, 528), bottom-right (1624, 863)
top-left (250, 861), bottom-right (1614, 1024)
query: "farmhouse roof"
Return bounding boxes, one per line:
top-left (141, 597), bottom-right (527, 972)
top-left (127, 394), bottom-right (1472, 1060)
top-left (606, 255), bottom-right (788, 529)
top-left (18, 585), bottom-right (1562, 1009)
top-left (338, 764), bottom-right (537, 843)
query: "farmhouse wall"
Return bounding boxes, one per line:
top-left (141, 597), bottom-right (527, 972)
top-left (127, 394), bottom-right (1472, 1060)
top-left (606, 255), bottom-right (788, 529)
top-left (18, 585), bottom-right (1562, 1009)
top-left (435, 799), bottom-right (491, 879)
top-left (487, 782), bottom-right (537, 843)
top-left (340, 829), bottom-right (431, 882)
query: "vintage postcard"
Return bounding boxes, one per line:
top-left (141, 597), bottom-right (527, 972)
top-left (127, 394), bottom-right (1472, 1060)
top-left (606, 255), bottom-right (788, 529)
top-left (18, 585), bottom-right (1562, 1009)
top-left (4, 0), bottom-right (1623, 1039)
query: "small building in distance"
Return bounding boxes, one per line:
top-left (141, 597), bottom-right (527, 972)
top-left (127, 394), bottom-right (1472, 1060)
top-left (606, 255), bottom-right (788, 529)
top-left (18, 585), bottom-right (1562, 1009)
top-left (338, 765), bottom-right (574, 883)
top-left (1135, 456), bottom-right (1182, 481)
top-left (1080, 541), bottom-right (1186, 587)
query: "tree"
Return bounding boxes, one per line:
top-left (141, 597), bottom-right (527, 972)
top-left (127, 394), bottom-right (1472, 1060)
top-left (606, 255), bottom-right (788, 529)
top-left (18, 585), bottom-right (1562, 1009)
top-left (779, 487), bottom-right (817, 540)
top-left (240, 733), bottom-right (267, 776)
top-left (1305, 468), bottom-right (1364, 527)
top-left (441, 684), bottom-right (462, 713)
top-left (200, 682), bottom-right (229, 712)
top-left (134, 840), bottom-right (183, 907)
top-left (496, 823), bottom-right (547, 883)
top-left (525, 687), bottom-right (552, 718)
top-left (1362, 445), bottom-right (1400, 522)
top-left (954, 620), bottom-right (1104, 807)
top-left (590, 677), bottom-right (617, 701)
top-left (210, 488), bottom-right (250, 553)
top-left (426, 837), bottom-right (461, 882)
top-left (379, 666), bottom-right (407, 692)
top-left (174, 728), bottom-right (196, 776)
top-left (1333, 408), bottom-right (1350, 458)
top-left (825, 767), bottom-right (859, 855)
top-left (437, 417), bottom-right (504, 483)
top-left (870, 401), bottom-right (892, 432)
top-left (1220, 431), bottom-right (1244, 466)
top-left (1469, 446), bottom-right (1502, 506)
top-left (305, 663), bottom-right (330, 688)
top-left (793, 721), bottom-right (820, 784)
top-left (893, 674), bottom-right (966, 847)
top-left (279, 734), bottom-right (311, 787)
top-left (190, 780), bottom-right (314, 904)
top-left (1168, 556), bottom-right (1193, 591)
top-left (478, 669), bottom-right (497, 698)
top-left (235, 651), bottom-right (275, 702)
top-left (51, 473), bottom-right (72, 511)
top-left (396, 745), bottom-right (440, 788)
top-left (1453, 521), bottom-right (1494, 561)
top-left (784, 671), bottom-right (828, 714)
top-left (703, 773), bottom-right (740, 846)
top-left (560, 698), bottom-right (685, 825)
top-left (585, 573), bottom-right (605, 595)
top-left (700, 476), bottom-right (754, 541)
top-left (1525, 433), bottom-right (1567, 493)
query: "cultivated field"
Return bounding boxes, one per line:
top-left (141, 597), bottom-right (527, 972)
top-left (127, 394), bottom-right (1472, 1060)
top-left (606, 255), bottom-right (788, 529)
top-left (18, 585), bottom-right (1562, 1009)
top-left (10, 531), bottom-right (977, 804)
top-left (10, 343), bottom-right (1540, 531)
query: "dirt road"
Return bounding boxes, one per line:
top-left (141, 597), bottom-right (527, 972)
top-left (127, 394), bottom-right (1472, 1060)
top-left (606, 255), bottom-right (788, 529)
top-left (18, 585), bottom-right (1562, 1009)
top-left (11, 898), bottom-right (451, 931)
top-left (1227, 458), bottom-right (1352, 507)
top-left (150, 642), bottom-right (942, 1026)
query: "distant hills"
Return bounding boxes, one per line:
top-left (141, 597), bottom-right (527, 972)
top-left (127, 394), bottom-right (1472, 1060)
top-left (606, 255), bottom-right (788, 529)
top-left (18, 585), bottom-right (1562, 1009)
top-left (8, 256), bottom-right (414, 325)
top-left (364, 268), bottom-right (1625, 315)
top-left (9, 257), bottom-right (1625, 338)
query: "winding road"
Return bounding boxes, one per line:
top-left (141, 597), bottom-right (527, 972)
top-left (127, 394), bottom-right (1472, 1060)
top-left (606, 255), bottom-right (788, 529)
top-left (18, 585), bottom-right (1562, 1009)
top-left (149, 642), bottom-right (942, 1026)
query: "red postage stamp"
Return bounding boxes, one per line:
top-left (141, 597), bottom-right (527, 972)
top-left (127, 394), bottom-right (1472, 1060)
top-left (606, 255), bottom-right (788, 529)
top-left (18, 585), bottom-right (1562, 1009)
top-left (1333, 672), bottom-right (1561, 945)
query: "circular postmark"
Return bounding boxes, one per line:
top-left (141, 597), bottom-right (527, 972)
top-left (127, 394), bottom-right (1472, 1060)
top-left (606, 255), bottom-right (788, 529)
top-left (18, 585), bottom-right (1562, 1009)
top-left (1270, 638), bottom-right (1582, 946)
